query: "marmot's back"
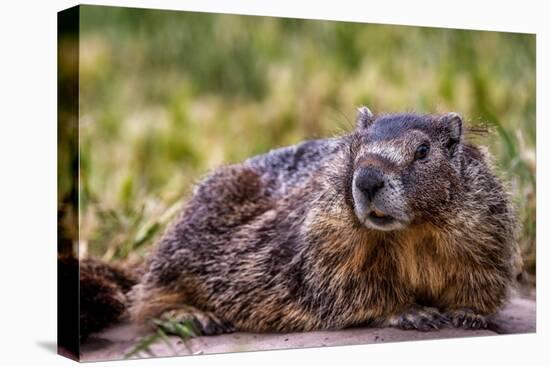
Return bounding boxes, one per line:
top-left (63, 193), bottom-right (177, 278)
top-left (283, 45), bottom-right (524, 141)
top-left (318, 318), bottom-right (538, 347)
top-left (245, 138), bottom-right (341, 196)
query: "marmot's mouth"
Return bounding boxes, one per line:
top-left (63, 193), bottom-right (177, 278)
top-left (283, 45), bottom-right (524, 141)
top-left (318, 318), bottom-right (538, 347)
top-left (367, 210), bottom-right (395, 226)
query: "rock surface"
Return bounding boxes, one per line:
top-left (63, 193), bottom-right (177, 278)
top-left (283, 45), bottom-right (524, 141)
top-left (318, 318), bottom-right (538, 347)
top-left (80, 297), bottom-right (535, 362)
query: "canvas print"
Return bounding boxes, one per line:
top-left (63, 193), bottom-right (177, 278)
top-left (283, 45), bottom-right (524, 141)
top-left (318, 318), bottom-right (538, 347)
top-left (57, 5), bottom-right (536, 362)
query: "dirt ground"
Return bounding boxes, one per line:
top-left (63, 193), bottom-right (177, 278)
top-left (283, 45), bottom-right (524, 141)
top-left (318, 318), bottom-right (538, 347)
top-left (79, 295), bottom-right (535, 362)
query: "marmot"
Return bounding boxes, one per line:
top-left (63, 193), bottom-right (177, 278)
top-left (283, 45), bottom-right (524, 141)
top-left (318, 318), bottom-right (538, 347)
top-left (78, 107), bottom-right (519, 338)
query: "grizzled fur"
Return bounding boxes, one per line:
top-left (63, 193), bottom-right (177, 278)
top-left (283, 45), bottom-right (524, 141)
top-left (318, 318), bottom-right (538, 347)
top-left (126, 108), bottom-right (518, 334)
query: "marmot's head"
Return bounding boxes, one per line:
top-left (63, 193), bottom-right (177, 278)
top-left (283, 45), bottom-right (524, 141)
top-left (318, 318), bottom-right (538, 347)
top-left (349, 107), bottom-right (464, 231)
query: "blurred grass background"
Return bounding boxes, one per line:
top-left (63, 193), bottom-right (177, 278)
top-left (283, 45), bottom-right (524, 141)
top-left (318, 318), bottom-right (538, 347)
top-left (73, 5), bottom-right (535, 274)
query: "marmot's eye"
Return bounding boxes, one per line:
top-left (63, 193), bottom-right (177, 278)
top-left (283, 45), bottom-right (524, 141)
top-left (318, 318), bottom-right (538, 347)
top-left (415, 143), bottom-right (430, 160)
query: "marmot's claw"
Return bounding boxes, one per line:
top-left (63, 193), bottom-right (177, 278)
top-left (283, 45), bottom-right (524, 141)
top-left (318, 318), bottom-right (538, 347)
top-left (445, 308), bottom-right (488, 329)
top-left (389, 305), bottom-right (448, 332)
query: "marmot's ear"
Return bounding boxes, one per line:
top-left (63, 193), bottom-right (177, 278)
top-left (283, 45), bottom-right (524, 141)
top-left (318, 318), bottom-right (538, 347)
top-left (439, 112), bottom-right (463, 154)
top-left (356, 106), bottom-right (374, 130)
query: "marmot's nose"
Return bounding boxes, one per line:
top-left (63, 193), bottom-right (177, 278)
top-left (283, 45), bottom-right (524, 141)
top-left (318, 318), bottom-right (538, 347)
top-left (355, 167), bottom-right (385, 201)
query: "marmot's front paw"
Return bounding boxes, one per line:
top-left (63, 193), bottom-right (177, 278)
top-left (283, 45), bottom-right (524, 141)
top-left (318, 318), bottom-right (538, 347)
top-left (384, 305), bottom-right (449, 332)
top-left (445, 308), bottom-right (488, 329)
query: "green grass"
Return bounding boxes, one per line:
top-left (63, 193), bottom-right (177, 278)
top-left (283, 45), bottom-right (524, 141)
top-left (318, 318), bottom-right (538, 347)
top-left (124, 318), bottom-right (199, 358)
top-left (72, 6), bottom-right (535, 273)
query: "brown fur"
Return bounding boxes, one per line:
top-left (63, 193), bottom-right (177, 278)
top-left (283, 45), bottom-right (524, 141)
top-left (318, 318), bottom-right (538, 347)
top-left (84, 108), bottom-right (519, 336)
top-left (64, 257), bottom-right (138, 339)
